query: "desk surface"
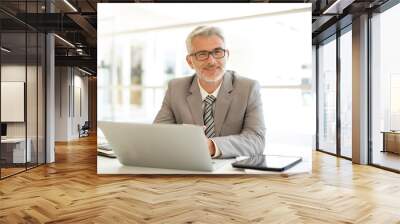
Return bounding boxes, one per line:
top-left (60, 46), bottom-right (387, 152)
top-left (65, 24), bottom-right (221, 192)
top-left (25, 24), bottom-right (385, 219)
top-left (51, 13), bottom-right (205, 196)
top-left (381, 131), bottom-right (400, 134)
top-left (1, 138), bottom-right (27, 143)
top-left (97, 145), bottom-right (312, 175)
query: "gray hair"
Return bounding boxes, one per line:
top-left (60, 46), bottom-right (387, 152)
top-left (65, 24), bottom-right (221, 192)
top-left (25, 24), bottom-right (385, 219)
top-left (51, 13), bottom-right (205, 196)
top-left (185, 26), bottom-right (225, 53)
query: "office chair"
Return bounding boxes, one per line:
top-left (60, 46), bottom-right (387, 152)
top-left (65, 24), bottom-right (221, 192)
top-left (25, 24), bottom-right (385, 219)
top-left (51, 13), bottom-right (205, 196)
top-left (79, 121), bottom-right (90, 138)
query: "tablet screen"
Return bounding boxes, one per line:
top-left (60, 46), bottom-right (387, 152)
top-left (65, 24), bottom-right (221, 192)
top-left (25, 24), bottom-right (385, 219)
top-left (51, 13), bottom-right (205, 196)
top-left (232, 155), bottom-right (302, 171)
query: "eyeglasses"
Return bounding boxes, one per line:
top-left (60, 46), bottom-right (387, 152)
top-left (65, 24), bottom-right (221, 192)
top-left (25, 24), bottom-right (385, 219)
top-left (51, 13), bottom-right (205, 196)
top-left (189, 48), bottom-right (226, 61)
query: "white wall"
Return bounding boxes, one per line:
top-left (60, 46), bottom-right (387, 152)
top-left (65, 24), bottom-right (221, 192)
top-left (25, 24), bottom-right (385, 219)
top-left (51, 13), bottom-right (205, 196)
top-left (55, 67), bottom-right (69, 141)
top-left (55, 67), bottom-right (89, 141)
top-left (72, 73), bottom-right (89, 138)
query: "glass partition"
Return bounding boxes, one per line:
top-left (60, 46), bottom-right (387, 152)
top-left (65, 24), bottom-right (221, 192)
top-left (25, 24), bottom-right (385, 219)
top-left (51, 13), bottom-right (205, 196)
top-left (339, 28), bottom-right (352, 158)
top-left (317, 36), bottom-right (337, 155)
top-left (27, 30), bottom-right (38, 169)
top-left (37, 32), bottom-right (45, 165)
top-left (1, 30), bottom-right (28, 178)
top-left (0, 1), bottom-right (46, 179)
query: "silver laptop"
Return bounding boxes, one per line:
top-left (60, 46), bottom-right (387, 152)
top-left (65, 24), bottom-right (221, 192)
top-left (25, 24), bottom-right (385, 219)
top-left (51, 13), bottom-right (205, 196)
top-left (98, 121), bottom-right (225, 171)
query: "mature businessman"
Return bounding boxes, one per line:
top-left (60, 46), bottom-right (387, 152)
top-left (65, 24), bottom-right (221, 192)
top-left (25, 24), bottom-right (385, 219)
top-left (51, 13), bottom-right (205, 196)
top-left (154, 26), bottom-right (265, 159)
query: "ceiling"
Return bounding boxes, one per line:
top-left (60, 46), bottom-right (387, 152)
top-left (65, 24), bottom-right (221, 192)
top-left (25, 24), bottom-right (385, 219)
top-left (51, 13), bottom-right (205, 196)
top-left (0, 0), bottom-right (393, 75)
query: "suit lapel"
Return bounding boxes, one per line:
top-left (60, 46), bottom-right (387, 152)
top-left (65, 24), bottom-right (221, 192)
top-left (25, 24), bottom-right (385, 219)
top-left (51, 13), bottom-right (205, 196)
top-left (214, 71), bottom-right (234, 136)
top-left (186, 76), bottom-right (203, 126)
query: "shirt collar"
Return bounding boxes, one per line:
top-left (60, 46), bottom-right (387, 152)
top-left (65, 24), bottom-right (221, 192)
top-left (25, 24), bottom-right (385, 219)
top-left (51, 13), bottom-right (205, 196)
top-left (197, 77), bottom-right (222, 101)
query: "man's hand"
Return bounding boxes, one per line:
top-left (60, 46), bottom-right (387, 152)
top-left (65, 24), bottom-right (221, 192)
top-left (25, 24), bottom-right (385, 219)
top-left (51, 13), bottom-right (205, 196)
top-left (203, 125), bottom-right (216, 157)
top-left (207, 139), bottom-right (216, 157)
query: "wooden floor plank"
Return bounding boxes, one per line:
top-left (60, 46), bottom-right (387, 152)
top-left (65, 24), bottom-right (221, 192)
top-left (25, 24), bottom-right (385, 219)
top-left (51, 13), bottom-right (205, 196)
top-left (0, 135), bottom-right (399, 223)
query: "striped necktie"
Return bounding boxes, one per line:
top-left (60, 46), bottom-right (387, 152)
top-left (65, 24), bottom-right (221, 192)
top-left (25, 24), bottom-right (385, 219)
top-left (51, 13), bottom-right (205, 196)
top-left (204, 95), bottom-right (216, 138)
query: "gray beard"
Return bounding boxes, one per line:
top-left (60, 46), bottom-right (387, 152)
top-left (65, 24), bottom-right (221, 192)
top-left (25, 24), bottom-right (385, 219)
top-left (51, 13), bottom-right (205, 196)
top-left (196, 70), bottom-right (224, 83)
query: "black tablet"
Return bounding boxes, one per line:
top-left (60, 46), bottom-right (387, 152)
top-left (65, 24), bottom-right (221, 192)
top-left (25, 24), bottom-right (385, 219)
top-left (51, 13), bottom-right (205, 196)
top-left (231, 155), bottom-right (302, 172)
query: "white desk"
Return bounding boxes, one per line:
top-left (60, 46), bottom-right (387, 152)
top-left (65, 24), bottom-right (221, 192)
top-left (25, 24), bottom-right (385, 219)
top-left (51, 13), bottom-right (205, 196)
top-left (1, 138), bottom-right (31, 163)
top-left (97, 145), bottom-right (312, 175)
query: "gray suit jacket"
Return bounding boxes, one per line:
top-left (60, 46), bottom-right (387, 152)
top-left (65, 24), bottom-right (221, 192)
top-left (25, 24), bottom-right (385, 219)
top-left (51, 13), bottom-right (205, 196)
top-left (154, 70), bottom-right (266, 158)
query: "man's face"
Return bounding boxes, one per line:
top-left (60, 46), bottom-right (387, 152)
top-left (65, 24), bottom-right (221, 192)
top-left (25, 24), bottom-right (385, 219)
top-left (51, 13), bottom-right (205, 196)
top-left (186, 35), bottom-right (229, 83)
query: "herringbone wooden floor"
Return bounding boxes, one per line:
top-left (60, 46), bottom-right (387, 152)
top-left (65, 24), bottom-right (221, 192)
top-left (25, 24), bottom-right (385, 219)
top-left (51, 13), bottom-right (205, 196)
top-left (1, 135), bottom-right (400, 223)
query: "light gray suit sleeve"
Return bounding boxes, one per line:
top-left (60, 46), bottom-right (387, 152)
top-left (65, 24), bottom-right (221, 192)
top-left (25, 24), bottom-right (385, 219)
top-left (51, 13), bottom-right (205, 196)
top-left (212, 82), bottom-right (266, 158)
top-left (153, 82), bottom-right (176, 124)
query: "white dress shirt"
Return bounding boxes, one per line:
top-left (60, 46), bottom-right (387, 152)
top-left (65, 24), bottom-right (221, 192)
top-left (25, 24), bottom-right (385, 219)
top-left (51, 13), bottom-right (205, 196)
top-left (197, 78), bottom-right (222, 158)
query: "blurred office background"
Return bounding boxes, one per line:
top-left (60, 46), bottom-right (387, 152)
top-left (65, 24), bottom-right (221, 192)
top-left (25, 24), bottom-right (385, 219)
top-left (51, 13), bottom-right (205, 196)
top-left (97, 3), bottom-right (313, 155)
